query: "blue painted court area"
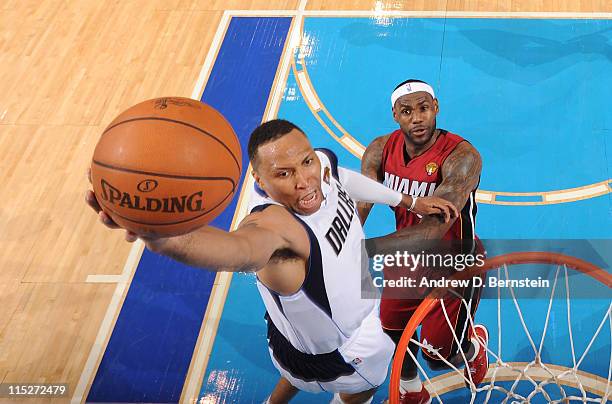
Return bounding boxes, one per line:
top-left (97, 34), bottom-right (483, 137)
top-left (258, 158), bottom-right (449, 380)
top-left (201, 16), bottom-right (611, 403)
top-left (88, 17), bottom-right (291, 403)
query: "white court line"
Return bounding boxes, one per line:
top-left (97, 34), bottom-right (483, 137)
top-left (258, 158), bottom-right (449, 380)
top-left (309, 10), bottom-right (612, 18)
top-left (179, 174), bottom-right (255, 404)
top-left (475, 191), bottom-right (493, 202)
top-left (74, 11), bottom-right (234, 403)
top-left (296, 71), bottom-right (321, 111)
top-left (72, 240), bottom-right (144, 404)
top-left (340, 136), bottom-right (365, 157)
top-left (234, 175), bottom-right (256, 221)
top-left (426, 362), bottom-right (611, 397)
top-left (180, 4), bottom-right (308, 401)
top-left (190, 12), bottom-right (232, 100)
top-left (544, 183), bottom-right (610, 202)
top-left (264, 3), bottom-right (307, 118)
top-left (180, 11), bottom-right (236, 404)
top-left (224, 9), bottom-right (612, 19)
top-left (180, 270), bottom-right (232, 404)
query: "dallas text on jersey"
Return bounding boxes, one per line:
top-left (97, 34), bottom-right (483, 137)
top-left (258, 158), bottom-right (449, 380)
top-left (324, 180), bottom-right (356, 255)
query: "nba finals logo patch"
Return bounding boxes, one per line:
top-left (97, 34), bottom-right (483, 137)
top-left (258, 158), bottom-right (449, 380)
top-left (323, 167), bottom-right (331, 185)
top-left (425, 162), bottom-right (438, 176)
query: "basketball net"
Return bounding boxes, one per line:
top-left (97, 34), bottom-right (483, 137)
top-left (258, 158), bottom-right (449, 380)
top-left (388, 252), bottom-right (612, 404)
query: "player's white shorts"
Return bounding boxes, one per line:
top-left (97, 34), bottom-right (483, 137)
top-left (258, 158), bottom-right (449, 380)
top-left (268, 309), bottom-right (394, 394)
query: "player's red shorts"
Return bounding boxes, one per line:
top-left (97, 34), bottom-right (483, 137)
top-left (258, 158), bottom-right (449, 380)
top-left (380, 242), bottom-right (486, 360)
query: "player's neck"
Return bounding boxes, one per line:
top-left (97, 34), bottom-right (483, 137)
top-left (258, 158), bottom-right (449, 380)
top-left (403, 129), bottom-right (439, 159)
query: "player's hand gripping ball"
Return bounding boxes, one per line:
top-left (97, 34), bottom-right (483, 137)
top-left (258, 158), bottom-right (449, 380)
top-left (90, 97), bottom-right (242, 237)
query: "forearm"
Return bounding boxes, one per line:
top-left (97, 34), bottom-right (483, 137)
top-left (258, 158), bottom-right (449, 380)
top-left (364, 216), bottom-right (450, 256)
top-left (365, 183), bottom-right (466, 256)
top-left (145, 226), bottom-right (257, 272)
top-left (340, 167), bottom-right (403, 206)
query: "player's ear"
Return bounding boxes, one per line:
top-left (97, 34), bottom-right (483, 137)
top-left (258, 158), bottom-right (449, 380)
top-left (392, 106), bottom-right (399, 123)
top-left (433, 98), bottom-right (439, 114)
top-left (252, 170), bottom-right (264, 190)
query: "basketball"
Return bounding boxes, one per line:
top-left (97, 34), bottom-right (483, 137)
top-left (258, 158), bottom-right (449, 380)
top-left (90, 97), bottom-right (242, 237)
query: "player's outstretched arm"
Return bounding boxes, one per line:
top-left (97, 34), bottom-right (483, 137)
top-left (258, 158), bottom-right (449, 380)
top-left (86, 188), bottom-right (301, 272)
top-left (357, 135), bottom-right (388, 224)
top-left (142, 217), bottom-right (290, 272)
top-left (364, 141), bottom-right (482, 255)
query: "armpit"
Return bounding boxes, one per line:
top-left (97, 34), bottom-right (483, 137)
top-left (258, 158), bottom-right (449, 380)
top-left (269, 248), bottom-right (302, 263)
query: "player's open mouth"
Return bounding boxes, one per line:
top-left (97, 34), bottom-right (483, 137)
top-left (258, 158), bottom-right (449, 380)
top-left (298, 190), bottom-right (318, 210)
top-left (412, 127), bottom-right (427, 136)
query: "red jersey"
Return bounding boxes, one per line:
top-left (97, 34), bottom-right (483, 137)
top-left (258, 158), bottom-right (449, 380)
top-left (381, 129), bottom-right (478, 241)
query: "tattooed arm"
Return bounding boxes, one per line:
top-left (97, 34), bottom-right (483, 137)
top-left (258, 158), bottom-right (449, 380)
top-left (357, 134), bottom-right (390, 224)
top-left (364, 141), bottom-right (482, 255)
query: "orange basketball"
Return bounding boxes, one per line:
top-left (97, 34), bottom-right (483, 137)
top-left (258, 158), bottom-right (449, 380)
top-left (91, 97), bottom-right (242, 237)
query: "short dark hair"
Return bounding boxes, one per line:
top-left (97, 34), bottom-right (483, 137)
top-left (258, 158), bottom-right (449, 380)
top-left (393, 79), bottom-right (428, 91)
top-left (248, 119), bottom-right (304, 166)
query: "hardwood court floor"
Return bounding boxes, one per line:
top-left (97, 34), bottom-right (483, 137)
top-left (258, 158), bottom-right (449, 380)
top-left (0, 0), bottom-right (609, 403)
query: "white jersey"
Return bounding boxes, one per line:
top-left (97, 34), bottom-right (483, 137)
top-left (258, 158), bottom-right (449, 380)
top-left (248, 149), bottom-right (375, 357)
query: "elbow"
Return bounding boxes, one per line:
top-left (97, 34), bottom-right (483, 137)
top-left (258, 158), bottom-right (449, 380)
top-left (420, 216), bottom-right (456, 240)
top-left (233, 236), bottom-right (265, 273)
top-left (431, 222), bottom-right (452, 240)
top-left (433, 220), bottom-right (456, 240)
